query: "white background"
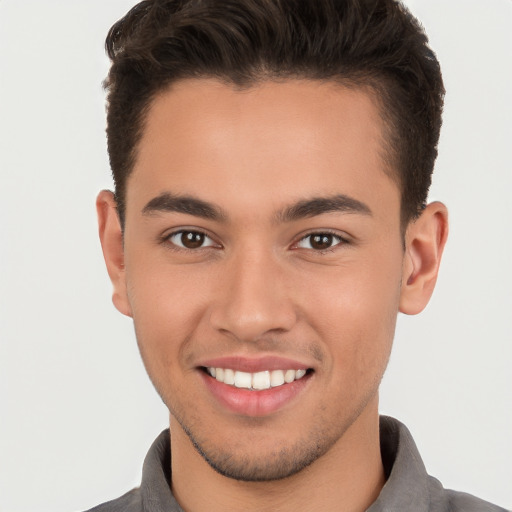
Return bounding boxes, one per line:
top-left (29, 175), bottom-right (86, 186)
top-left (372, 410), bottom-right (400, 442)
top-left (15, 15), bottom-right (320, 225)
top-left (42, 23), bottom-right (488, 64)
top-left (0, 1), bottom-right (511, 511)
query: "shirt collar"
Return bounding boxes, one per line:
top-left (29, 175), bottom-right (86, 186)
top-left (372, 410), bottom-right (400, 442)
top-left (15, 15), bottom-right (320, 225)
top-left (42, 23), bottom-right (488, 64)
top-left (140, 429), bottom-right (182, 512)
top-left (140, 416), bottom-right (431, 511)
top-left (367, 416), bottom-right (431, 511)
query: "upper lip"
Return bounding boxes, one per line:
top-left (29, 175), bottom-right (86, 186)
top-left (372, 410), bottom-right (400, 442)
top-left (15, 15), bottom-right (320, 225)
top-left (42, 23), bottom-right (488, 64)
top-left (197, 355), bottom-right (312, 373)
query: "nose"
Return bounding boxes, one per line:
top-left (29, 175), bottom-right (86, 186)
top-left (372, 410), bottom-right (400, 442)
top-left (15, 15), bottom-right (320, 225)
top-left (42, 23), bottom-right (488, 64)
top-left (209, 247), bottom-right (297, 343)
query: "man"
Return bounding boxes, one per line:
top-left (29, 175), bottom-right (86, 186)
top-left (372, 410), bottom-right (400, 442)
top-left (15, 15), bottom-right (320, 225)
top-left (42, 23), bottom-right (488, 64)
top-left (89, 0), bottom-right (506, 510)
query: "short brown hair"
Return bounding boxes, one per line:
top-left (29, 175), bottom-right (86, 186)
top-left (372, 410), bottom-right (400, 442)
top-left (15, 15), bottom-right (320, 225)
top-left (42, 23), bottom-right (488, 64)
top-left (104, 0), bottom-right (444, 228)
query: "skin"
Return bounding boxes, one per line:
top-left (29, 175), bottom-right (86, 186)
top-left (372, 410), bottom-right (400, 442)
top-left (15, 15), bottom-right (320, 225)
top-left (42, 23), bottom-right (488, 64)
top-left (98, 79), bottom-right (448, 511)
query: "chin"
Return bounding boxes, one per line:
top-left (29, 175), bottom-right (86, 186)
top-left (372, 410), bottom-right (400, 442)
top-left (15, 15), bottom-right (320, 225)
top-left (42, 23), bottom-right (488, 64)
top-left (174, 409), bottom-right (346, 482)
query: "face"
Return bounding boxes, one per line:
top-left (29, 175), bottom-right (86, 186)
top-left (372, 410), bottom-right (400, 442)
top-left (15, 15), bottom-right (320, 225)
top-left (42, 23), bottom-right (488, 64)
top-left (118, 79), bottom-right (406, 480)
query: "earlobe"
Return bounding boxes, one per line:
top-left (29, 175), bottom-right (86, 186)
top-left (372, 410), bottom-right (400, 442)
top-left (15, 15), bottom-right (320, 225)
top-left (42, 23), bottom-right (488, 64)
top-left (96, 190), bottom-right (132, 317)
top-left (399, 202), bottom-right (449, 315)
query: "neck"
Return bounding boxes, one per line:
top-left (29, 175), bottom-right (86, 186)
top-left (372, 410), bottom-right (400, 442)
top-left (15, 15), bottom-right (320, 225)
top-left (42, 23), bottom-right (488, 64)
top-left (170, 398), bottom-right (385, 512)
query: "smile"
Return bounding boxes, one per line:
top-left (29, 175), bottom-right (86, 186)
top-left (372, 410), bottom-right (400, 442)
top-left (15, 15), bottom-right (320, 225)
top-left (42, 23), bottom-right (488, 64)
top-left (199, 360), bottom-right (314, 416)
top-left (206, 367), bottom-right (308, 390)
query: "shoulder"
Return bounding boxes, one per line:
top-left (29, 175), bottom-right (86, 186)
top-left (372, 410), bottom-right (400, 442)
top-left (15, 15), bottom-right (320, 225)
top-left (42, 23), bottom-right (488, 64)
top-left (83, 487), bottom-right (142, 512)
top-left (428, 475), bottom-right (509, 512)
top-left (375, 417), bottom-right (509, 512)
top-left (82, 429), bottom-right (177, 512)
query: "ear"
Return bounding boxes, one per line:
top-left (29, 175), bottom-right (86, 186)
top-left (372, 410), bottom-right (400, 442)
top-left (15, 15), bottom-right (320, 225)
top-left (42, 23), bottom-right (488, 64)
top-left (96, 190), bottom-right (132, 317)
top-left (399, 201), bottom-right (449, 315)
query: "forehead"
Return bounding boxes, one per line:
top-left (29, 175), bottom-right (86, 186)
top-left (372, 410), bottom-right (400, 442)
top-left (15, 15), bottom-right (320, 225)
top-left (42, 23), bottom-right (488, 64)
top-left (128, 78), bottom-right (398, 222)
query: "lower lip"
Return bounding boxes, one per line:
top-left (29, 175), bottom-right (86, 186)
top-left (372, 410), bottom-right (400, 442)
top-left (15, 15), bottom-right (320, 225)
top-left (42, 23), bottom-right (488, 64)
top-left (200, 371), bottom-right (312, 417)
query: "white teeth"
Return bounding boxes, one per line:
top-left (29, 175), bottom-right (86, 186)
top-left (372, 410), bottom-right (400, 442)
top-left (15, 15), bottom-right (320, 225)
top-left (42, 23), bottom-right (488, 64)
top-left (252, 371), bottom-right (271, 390)
top-left (295, 369), bottom-right (306, 379)
top-left (224, 368), bottom-right (235, 385)
top-left (284, 369), bottom-right (296, 383)
top-left (270, 370), bottom-right (285, 387)
top-left (208, 366), bottom-right (308, 390)
top-left (234, 371), bottom-right (252, 389)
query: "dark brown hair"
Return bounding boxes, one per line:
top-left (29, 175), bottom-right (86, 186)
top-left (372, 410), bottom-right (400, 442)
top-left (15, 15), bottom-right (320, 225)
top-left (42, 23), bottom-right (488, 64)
top-left (104, 0), bottom-right (444, 228)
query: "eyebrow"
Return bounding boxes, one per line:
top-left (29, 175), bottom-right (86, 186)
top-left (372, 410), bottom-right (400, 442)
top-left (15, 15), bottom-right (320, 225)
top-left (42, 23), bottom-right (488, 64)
top-left (275, 194), bottom-right (372, 223)
top-left (142, 192), bottom-right (371, 223)
top-left (142, 193), bottom-right (227, 221)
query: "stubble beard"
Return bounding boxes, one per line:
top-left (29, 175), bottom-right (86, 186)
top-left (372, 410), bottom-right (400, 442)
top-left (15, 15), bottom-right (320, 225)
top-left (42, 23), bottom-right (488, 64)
top-left (161, 364), bottom-right (386, 483)
top-left (174, 411), bottom-right (340, 482)
top-left (166, 377), bottom-right (385, 483)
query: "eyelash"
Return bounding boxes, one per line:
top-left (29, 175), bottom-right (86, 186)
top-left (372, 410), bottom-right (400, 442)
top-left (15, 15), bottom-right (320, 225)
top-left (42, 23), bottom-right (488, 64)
top-left (293, 230), bottom-right (349, 253)
top-left (162, 229), bottom-right (220, 252)
top-left (161, 229), bottom-right (349, 253)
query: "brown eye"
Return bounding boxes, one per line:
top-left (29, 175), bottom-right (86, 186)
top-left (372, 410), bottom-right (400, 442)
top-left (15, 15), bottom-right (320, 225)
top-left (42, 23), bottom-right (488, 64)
top-left (310, 234), bottom-right (334, 250)
top-left (296, 232), bottom-right (343, 251)
top-left (168, 230), bottom-right (216, 250)
top-left (181, 231), bottom-right (204, 248)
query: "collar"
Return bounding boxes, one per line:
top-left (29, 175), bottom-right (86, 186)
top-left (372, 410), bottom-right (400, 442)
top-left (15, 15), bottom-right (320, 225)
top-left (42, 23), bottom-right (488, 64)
top-left (367, 416), bottom-right (431, 511)
top-left (139, 416), bottom-right (432, 512)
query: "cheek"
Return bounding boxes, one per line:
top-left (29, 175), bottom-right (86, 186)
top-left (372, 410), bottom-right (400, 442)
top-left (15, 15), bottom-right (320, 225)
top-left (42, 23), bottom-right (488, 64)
top-left (124, 258), bottom-right (211, 380)
top-left (299, 252), bottom-right (402, 377)
top-left (127, 251), bottom-right (211, 326)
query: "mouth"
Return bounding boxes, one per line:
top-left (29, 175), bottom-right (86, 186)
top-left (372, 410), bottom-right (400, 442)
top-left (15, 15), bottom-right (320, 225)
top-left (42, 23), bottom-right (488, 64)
top-left (198, 361), bottom-right (314, 416)
top-left (202, 367), bottom-right (312, 390)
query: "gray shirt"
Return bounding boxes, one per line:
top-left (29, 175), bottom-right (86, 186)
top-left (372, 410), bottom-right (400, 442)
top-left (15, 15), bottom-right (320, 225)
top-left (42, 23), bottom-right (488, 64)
top-left (85, 416), bottom-right (508, 511)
